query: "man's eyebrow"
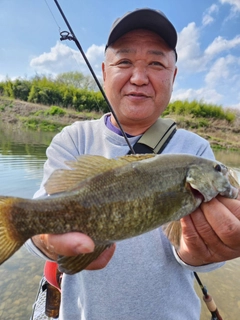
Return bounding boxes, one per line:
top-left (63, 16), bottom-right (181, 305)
top-left (115, 48), bottom-right (166, 57)
top-left (147, 50), bottom-right (165, 57)
top-left (115, 48), bottom-right (135, 55)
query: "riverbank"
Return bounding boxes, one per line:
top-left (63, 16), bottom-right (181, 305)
top-left (0, 97), bottom-right (240, 150)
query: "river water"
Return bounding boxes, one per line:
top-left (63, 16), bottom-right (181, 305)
top-left (0, 122), bottom-right (239, 320)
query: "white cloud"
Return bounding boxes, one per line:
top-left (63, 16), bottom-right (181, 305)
top-left (177, 15), bottom-right (240, 74)
top-left (85, 44), bottom-right (105, 73)
top-left (30, 41), bottom-right (104, 77)
top-left (176, 22), bottom-right (207, 71)
top-left (229, 102), bottom-right (240, 110)
top-left (172, 87), bottom-right (223, 104)
top-left (205, 55), bottom-right (237, 86)
top-left (204, 55), bottom-right (240, 108)
top-left (30, 42), bottom-right (83, 75)
top-left (202, 4), bottom-right (219, 26)
top-left (177, 23), bottom-right (200, 60)
top-left (205, 35), bottom-right (240, 56)
top-left (219, 0), bottom-right (240, 12)
top-left (202, 14), bottom-right (214, 26)
top-left (171, 17), bottom-right (240, 107)
top-left (208, 3), bottom-right (220, 13)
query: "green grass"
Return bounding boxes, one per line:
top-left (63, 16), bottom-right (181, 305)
top-left (0, 100), bottom-right (14, 109)
top-left (33, 106), bottom-right (66, 117)
top-left (44, 105), bottom-right (66, 116)
top-left (20, 117), bottom-right (65, 132)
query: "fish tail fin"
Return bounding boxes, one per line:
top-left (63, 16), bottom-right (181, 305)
top-left (0, 196), bottom-right (22, 265)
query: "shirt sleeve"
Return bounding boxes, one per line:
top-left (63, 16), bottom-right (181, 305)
top-left (25, 239), bottom-right (54, 261)
top-left (172, 246), bottom-right (225, 272)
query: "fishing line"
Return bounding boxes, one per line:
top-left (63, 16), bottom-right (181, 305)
top-left (49, 0), bottom-right (135, 154)
top-left (44, 0), bottom-right (61, 33)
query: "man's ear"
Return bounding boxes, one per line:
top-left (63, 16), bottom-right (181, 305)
top-left (173, 67), bottom-right (178, 84)
top-left (102, 62), bottom-right (106, 82)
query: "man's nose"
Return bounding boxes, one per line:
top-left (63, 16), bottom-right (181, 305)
top-left (130, 66), bottom-right (149, 86)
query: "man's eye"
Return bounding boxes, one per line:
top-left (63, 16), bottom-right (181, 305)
top-left (118, 60), bottom-right (131, 65)
top-left (150, 61), bottom-right (164, 67)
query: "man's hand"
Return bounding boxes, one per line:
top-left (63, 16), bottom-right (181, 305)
top-left (176, 193), bottom-right (240, 266)
top-left (32, 233), bottom-right (116, 270)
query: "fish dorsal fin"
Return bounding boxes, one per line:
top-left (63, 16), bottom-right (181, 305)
top-left (45, 154), bottom-right (155, 195)
top-left (118, 154), bottom-right (155, 162)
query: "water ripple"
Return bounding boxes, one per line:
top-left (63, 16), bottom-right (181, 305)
top-left (0, 154), bottom-right (46, 198)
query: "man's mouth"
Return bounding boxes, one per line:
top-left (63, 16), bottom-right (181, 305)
top-left (127, 92), bottom-right (149, 98)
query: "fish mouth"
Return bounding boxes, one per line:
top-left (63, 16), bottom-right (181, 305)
top-left (220, 185), bottom-right (239, 199)
top-left (187, 183), bottom-right (204, 204)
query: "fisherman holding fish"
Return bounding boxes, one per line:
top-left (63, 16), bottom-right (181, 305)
top-left (22, 8), bottom-right (240, 320)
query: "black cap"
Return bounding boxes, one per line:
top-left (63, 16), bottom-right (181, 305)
top-left (105, 8), bottom-right (177, 60)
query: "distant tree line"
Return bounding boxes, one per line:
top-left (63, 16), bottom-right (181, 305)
top-left (0, 71), bottom-right (236, 122)
top-left (0, 72), bottom-right (108, 113)
top-left (163, 99), bottom-right (236, 122)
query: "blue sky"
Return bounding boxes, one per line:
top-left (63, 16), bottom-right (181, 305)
top-left (0, 0), bottom-right (240, 110)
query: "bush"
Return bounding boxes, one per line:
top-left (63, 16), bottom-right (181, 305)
top-left (21, 117), bottom-right (64, 132)
top-left (167, 100), bottom-right (236, 122)
top-left (12, 79), bottom-right (31, 101)
top-left (44, 106), bottom-right (66, 116)
top-left (0, 82), bottom-right (4, 95)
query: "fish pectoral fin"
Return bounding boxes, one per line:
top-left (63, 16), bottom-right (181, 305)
top-left (228, 168), bottom-right (240, 188)
top-left (162, 221), bottom-right (182, 250)
top-left (45, 154), bottom-right (154, 195)
top-left (57, 243), bottom-right (112, 275)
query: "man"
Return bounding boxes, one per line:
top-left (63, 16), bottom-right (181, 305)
top-left (27, 8), bottom-right (240, 319)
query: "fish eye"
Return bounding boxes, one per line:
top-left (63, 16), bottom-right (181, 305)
top-left (214, 164), bottom-right (222, 172)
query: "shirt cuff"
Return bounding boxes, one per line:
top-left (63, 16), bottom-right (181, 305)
top-left (172, 246), bottom-right (224, 272)
top-left (25, 239), bottom-right (55, 262)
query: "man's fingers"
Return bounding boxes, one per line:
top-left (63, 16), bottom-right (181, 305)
top-left (217, 196), bottom-right (240, 219)
top-left (32, 233), bottom-right (116, 271)
top-left (32, 232), bottom-right (95, 260)
top-left (201, 198), bottom-right (240, 249)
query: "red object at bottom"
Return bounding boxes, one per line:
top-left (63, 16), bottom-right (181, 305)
top-left (44, 261), bottom-right (62, 291)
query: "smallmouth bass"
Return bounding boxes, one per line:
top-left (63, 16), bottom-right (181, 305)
top-left (0, 154), bottom-right (239, 274)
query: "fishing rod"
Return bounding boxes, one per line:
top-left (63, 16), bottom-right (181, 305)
top-left (52, 0), bottom-right (135, 155)
top-left (194, 272), bottom-right (223, 320)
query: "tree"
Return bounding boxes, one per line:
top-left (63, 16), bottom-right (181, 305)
top-left (55, 71), bottom-right (101, 91)
top-left (56, 71), bottom-right (85, 88)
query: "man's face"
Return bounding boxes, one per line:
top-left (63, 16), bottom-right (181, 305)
top-left (102, 29), bottom-right (177, 133)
